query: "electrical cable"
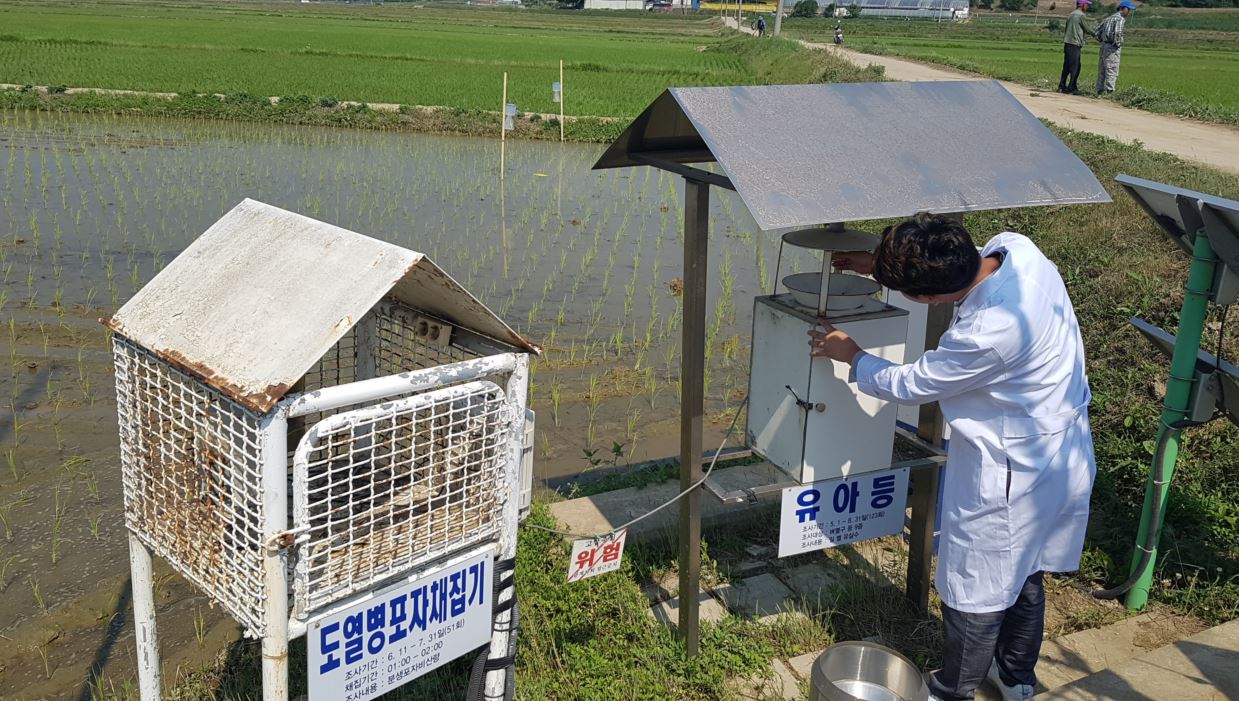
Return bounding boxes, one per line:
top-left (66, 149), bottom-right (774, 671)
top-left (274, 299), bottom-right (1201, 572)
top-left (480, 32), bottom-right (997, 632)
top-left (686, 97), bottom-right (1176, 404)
top-left (524, 397), bottom-right (748, 541)
top-left (1094, 304), bottom-right (1232, 600)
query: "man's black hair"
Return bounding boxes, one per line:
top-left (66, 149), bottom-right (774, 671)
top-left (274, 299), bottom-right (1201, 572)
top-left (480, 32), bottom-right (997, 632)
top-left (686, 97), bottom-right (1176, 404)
top-left (871, 213), bottom-right (981, 297)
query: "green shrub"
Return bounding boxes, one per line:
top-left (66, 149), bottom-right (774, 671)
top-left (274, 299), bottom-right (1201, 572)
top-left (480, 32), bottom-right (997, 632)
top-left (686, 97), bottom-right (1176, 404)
top-left (47, 85), bottom-right (68, 94)
top-left (317, 96), bottom-right (338, 108)
top-left (792, 0), bottom-right (820, 17)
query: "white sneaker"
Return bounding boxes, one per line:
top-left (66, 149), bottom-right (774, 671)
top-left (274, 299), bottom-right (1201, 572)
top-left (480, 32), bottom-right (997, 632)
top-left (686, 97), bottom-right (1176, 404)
top-left (987, 658), bottom-right (1036, 701)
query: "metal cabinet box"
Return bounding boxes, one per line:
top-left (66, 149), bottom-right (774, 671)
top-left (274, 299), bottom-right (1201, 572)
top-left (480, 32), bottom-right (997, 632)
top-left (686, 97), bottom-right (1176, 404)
top-left (746, 295), bottom-right (909, 483)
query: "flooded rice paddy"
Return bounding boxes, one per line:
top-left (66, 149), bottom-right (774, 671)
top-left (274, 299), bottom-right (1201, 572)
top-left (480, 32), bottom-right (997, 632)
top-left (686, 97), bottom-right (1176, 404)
top-left (0, 109), bottom-right (828, 698)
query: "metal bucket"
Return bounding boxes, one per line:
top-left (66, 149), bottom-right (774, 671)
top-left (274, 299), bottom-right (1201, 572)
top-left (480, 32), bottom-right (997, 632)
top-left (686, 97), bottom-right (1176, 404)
top-left (809, 641), bottom-right (929, 701)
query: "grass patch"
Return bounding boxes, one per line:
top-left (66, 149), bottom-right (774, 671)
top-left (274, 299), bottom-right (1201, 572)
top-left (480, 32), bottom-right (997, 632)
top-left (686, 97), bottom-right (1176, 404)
top-left (782, 13), bottom-right (1239, 126)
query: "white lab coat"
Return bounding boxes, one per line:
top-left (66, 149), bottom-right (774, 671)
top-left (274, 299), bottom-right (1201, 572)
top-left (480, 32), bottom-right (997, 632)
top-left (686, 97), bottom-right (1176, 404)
top-left (853, 233), bottom-right (1096, 613)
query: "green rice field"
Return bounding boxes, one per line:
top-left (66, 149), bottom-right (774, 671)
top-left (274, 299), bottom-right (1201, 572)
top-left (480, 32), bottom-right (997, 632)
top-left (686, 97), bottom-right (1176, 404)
top-left (0, 1), bottom-right (751, 118)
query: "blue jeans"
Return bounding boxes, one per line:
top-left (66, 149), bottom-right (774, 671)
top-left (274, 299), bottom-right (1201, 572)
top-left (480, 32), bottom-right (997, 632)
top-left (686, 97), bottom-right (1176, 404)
top-left (928, 572), bottom-right (1044, 701)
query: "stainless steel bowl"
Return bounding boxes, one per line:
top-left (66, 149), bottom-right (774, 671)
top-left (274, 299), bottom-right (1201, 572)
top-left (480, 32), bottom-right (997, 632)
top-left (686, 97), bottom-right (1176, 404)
top-left (809, 641), bottom-right (929, 701)
top-left (782, 272), bottom-right (881, 311)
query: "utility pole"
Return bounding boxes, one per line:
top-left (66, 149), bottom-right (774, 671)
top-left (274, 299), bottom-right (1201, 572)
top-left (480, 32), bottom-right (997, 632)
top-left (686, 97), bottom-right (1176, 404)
top-left (773, 0), bottom-right (783, 35)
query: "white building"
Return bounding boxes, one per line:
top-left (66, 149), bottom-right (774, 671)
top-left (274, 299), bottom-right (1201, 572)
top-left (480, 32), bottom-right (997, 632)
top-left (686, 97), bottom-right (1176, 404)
top-left (835, 0), bottom-right (969, 20)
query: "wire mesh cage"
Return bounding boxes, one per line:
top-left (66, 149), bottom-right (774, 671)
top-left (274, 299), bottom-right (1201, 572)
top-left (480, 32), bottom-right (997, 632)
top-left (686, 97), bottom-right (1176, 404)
top-left (107, 199), bottom-right (536, 701)
top-left (113, 336), bottom-right (270, 633)
top-left (113, 300), bottom-right (525, 635)
top-left (292, 380), bottom-right (510, 615)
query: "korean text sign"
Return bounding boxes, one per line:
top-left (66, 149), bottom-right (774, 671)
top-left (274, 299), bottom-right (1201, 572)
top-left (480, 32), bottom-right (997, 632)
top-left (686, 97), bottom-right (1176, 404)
top-left (566, 529), bottom-right (627, 583)
top-left (778, 467), bottom-right (909, 557)
top-left (308, 551), bottom-right (493, 701)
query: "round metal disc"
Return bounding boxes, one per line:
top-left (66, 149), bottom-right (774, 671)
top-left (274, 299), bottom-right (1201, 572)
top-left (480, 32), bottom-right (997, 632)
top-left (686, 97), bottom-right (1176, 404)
top-left (782, 227), bottom-right (878, 252)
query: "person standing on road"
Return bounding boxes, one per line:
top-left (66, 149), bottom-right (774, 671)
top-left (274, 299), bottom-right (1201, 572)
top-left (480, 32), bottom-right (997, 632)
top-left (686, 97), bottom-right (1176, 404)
top-left (1059, 0), bottom-right (1096, 94)
top-left (757, 14), bottom-right (767, 36)
top-left (1095, 0), bottom-right (1134, 94)
top-left (809, 215), bottom-right (1096, 701)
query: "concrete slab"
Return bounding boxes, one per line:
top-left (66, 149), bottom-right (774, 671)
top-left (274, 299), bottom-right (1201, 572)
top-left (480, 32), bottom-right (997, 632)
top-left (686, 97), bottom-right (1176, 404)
top-left (787, 650), bottom-right (822, 682)
top-left (1036, 618), bottom-right (1239, 701)
top-left (640, 569), bottom-right (679, 605)
top-left (547, 462), bottom-right (782, 543)
top-left (729, 659), bottom-right (804, 701)
top-left (784, 563), bottom-right (844, 609)
top-left (716, 573), bottom-right (797, 623)
top-left (649, 589), bottom-right (729, 628)
top-left (1037, 612), bottom-right (1205, 690)
top-left (736, 559), bottom-right (767, 577)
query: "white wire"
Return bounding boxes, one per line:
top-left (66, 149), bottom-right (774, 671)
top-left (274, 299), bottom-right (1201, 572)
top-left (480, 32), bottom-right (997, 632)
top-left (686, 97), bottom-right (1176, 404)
top-left (525, 399), bottom-right (749, 542)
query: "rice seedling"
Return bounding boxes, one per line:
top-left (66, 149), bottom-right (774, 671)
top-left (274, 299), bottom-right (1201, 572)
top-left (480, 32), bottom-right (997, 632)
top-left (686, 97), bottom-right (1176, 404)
top-left (194, 606), bottom-right (207, 646)
top-left (0, 546), bottom-right (15, 585)
top-left (29, 576), bottom-right (47, 614)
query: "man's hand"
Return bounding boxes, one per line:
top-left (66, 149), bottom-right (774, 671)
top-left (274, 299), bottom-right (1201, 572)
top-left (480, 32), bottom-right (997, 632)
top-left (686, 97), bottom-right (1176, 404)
top-left (808, 321), bottom-right (862, 363)
top-left (831, 251), bottom-right (875, 276)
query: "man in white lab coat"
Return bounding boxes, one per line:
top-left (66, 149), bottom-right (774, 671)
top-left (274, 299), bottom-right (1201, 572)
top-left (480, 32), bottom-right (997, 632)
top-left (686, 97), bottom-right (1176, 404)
top-left (809, 214), bottom-right (1096, 701)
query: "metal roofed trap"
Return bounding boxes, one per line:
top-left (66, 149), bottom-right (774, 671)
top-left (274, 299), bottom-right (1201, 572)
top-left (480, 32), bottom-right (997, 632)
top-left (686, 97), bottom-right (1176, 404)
top-left (593, 79), bottom-right (1110, 654)
top-left (106, 199), bottom-right (537, 701)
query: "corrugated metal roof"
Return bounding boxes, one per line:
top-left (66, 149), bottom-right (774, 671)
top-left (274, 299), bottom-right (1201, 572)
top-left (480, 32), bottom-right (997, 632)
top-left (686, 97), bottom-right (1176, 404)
top-left (105, 199), bottom-right (537, 413)
top-left (594, 81), bottom-right (1111, 230)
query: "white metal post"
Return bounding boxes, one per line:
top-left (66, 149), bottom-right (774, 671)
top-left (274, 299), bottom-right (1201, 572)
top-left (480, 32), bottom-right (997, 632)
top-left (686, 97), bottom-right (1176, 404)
top-left (484, 353), bottom-right (529, 700)
top-left (261, 411), bottom-right (290, 701)
top-left (129, 532), bottom-right (162, 701)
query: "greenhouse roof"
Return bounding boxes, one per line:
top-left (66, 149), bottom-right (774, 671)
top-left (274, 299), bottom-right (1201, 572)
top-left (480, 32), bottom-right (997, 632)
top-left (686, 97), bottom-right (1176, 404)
top-left (593, 80), bottom-right (1110, 231)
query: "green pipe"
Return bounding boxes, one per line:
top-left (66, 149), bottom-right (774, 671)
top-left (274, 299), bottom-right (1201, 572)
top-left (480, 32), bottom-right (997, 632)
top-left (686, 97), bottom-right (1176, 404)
top-left (1125, 230), bottom-right (1217, 610)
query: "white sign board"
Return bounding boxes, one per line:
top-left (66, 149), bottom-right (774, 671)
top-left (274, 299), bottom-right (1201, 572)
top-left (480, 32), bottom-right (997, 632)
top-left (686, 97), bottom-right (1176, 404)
top-left (778, 467), bottom-right (909, 558)
top-left (309, 551), bottom-right (493, 701)
top-left (567, 528), bottom-right (627, 583)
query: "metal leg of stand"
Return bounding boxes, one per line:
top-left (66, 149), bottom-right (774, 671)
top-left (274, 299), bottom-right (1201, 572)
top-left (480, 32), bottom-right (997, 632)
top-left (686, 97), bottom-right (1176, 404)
top-left (905, 301), bottom-right (952, 612)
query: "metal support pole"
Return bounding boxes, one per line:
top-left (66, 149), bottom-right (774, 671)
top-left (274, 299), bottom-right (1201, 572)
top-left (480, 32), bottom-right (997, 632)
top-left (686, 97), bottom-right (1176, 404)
top-left (677, 178), bottom-right (709, 656)
top-left (1125, 230), bottom-right (1217, 610)
top-left (905, 301), bottom-right (951, 612)
top-left (261, 412), bottom-right (290, 701)
top-left (129, 533), bottom-right (162, 701)
top-left (559, 59), bottom-right (565, 143)
top-left (485, 354), bottom-right (529, 699)
top-left (499, 72), bottom-right (507, 179)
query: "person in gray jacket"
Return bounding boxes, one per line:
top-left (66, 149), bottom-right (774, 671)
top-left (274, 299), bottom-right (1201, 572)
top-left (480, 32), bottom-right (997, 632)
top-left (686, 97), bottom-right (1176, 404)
top-left (1095, 0), bottom-right (1134, 94)
top-left (1059, 0), bottom-right (1096, 94)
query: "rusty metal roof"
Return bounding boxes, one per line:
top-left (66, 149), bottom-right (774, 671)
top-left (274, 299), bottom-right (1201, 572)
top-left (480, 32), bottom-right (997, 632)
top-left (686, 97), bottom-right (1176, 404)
top-left (105, 199), bottom-right (537, 413)
top-left (593, 81), bottom-right (1111, 230)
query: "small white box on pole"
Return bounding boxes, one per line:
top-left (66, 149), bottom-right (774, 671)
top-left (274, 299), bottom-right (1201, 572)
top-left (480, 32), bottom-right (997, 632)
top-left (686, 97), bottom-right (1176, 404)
top-left (552, 82), bottom-right (562, 104)
top-left (503, 103), bottom-right (517, 131)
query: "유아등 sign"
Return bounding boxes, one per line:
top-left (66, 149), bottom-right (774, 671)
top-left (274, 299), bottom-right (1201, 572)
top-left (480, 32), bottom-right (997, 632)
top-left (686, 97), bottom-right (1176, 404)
top-left (778, 467), bottom-right (909, 557)
top-left (308, 551), bottom-right (493, 701)
top-left (566, 529), bottom-right (627, 583)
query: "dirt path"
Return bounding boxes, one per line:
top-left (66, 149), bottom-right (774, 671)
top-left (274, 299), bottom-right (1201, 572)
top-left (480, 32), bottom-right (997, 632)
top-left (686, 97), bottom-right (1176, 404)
top-left (725, 19), bottom-right (1239, 176)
